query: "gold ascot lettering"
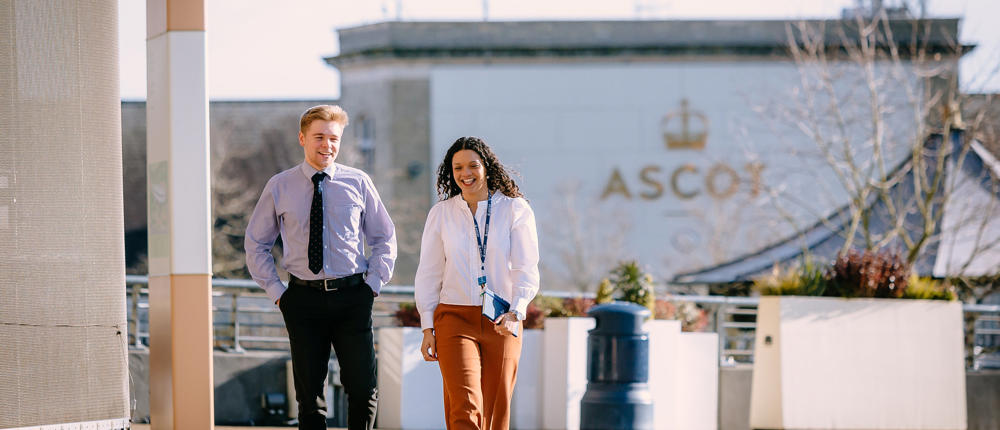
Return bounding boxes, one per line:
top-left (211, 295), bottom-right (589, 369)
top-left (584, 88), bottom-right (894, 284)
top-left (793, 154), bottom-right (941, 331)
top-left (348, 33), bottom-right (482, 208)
top-left (601, 162), bottom-right (765, 201)
top-left (706, 163), bottom-right (739, 199)
top-left (671, 164), bottom-right (699, 200)
top-left (745, 161), bottom-right (765, 196)
top-left (601, 168), bottom-right (633, 200)
top-left (639, 166), bottom-right (664, 200)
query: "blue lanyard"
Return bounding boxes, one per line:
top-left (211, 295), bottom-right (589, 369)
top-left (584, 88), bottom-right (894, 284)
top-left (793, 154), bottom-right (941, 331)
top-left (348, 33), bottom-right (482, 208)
top-left (473, 192), bottom-right (493, 287)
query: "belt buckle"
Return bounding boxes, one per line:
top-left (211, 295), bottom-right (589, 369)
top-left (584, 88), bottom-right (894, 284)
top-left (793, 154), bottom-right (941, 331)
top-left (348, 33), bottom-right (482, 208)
top-left (323, 278), bottom-right (338, 292)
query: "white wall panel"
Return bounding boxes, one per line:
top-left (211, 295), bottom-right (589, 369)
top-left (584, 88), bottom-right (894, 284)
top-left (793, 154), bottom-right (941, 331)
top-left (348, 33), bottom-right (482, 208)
top-left (431, 62), bottom-right (918, 280)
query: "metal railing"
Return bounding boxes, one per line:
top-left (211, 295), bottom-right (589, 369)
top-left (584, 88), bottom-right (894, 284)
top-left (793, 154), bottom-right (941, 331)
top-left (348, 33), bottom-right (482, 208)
top-left (125, 276), bottom-right (1000, 368)
top-left (125, 275), bottom-right (417, 352)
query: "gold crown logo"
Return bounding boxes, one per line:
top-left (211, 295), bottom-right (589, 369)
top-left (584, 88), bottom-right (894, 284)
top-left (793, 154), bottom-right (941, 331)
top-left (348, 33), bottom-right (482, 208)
top-left (661, 98), bottom-right (708, 150)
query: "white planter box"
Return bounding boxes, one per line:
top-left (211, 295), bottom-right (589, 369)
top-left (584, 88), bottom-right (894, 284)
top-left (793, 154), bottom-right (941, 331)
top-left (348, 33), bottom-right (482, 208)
top-left (750, 296), bottom-right (967, 430)
top-left (675, 332), bottom-right (719, 430)
top-left (376, 327), bottom-right (445, 430)
top-left (512, 329), bottom-right (544, 430)
top-left (648, 320), bottom-right (719, 430)
top-left (541, 317), bottom-right (595, 430)
top-left (648, 320), bottom-right (682, 430)
top-left (377, 318), bottom-right (719, 430)
top-left (526, 317), bottom-right (717, 430)
top-left (377, 327), bottom-right (549, 430)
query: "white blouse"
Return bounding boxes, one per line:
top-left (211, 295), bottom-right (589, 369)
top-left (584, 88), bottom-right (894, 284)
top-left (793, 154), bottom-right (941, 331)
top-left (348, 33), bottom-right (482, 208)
top-left (414, 193), bottom-right (540, 330)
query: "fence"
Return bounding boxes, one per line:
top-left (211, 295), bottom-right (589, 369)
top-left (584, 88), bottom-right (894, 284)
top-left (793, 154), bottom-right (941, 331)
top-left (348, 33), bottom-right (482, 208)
top-left (125, 275), bottom-right (1000, 368)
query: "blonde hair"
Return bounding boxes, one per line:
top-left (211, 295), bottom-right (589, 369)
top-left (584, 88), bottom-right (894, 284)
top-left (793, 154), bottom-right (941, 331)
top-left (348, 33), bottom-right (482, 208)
top-left (299, 105), bottom-right (349, 134)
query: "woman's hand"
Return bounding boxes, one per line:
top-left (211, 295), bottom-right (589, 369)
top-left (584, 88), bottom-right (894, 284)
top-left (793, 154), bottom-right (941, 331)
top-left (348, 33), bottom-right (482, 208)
top-left (493, 312), bottom-right (520, 336)
top-left (420, 328), bottom-right (438, 361)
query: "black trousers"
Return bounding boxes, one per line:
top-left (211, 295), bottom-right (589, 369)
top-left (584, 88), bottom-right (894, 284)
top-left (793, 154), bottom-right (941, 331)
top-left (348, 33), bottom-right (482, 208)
top-left (279, 279), bottom-right (378, 430)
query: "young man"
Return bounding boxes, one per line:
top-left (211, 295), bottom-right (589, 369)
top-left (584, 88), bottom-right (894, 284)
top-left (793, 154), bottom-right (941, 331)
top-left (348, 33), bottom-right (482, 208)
top-left (245, 105), bottom-right (396, 430)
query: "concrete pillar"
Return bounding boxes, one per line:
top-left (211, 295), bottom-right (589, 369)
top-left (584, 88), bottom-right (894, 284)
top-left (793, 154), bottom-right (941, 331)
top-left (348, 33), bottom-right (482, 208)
top-left (0, 1), bottom-right (129, 427)
top-left (145, 0), bottom-right (214, 429)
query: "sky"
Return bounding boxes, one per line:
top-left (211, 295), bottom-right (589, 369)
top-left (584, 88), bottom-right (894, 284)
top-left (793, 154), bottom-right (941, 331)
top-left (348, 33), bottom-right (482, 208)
top-left (118, 0), bottom-right (1000, 100)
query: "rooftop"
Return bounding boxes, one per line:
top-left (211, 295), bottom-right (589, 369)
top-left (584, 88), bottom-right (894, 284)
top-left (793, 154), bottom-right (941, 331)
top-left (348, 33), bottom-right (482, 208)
top-left (328, 19), bottom-right (970, 66)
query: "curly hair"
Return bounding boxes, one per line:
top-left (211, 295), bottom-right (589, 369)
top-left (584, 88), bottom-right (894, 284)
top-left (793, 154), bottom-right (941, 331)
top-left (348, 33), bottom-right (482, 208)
top-left (435, 136), bottom-right (523, 201)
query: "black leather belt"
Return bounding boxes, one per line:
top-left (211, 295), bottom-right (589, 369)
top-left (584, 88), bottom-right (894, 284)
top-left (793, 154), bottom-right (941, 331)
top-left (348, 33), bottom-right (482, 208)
top-left (289, 273), bottom-right (364, 292)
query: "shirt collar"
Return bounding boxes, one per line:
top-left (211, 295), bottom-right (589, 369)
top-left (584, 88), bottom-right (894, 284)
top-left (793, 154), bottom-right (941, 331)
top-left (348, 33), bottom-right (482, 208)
top-left (450, 191), bottom-right (497, 207)
top-left (300, 161), bottom-right (336, 180)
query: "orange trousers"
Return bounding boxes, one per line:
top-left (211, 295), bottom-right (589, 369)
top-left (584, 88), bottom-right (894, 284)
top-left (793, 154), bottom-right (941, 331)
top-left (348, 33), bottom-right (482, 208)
top-left (434, 304), bottom-right (523, 430)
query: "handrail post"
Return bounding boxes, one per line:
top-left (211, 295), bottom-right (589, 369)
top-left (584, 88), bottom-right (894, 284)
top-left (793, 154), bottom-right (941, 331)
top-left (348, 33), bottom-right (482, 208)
top-left (230, 289), bottom-right (245, 353)
top-left (130, 284), bottom-right (146, 349)
top-left (716, 302), bottom-right (726, 366)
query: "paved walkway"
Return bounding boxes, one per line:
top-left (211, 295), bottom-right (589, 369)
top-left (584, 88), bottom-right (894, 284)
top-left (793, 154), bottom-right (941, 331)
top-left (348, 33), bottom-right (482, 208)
top-left (131, 425), bottom-right (349, 430)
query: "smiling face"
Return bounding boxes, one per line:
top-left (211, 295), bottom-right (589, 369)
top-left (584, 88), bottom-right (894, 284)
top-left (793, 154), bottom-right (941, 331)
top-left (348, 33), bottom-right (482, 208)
top-left (452, 149), bottom-right (488, 200)
top-left (299, 119), bottom-right (344, 170)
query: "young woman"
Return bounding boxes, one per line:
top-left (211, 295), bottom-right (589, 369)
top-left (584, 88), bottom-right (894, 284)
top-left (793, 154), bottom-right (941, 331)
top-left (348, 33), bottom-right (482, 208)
top-left (414, 136), bottom-right (540, 430)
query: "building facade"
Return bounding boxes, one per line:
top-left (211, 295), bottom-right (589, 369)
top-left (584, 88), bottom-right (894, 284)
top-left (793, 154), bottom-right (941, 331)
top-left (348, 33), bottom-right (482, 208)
top-left (327, 19), bottom-right (966, 288)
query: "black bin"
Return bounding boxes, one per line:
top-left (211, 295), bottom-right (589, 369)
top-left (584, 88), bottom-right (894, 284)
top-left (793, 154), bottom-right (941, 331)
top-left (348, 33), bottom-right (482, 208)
top-left (580, 302), bottom-right (654, 430)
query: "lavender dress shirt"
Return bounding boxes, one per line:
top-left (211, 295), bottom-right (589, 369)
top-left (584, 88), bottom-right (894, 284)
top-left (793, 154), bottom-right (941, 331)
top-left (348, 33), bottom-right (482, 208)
top-left (245, 162), bottom-right (397, 303)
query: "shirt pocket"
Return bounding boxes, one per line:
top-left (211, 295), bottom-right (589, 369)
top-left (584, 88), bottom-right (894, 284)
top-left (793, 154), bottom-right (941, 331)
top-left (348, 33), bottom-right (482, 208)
top-left (331, 203), bottom-right (363, 240)
top-left (274, 193), bottom-right (308, 237)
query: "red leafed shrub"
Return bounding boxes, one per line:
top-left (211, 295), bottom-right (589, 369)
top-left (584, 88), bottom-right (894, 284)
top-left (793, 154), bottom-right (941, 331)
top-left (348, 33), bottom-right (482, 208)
top-left (523, 302), bottom-right (546, 329)
top-left (827, 249), bottom-right (911, 298)
top-left (521, 295), bottom-right (598, 329)
top-left (653, 299), bottom-right (676, 319)
top-left (654, 299), bottom-right (709, 332)
top-left (675, 301), bottom-right (710, 332)
top-left (562, 297), bottom-right (597, 317)
top-left (394, 302), bottom-right (422, 327)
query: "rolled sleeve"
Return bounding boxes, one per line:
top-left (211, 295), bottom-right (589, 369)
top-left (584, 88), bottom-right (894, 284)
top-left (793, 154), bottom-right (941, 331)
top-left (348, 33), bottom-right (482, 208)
top-left (362, 176), bottom-right (397, 296)
top-left (245, 179), bottom-right (286, 303)
top-left (414, 204), bottom-right (446, 330)
top-left (509, 198), bottom-right (540, 318)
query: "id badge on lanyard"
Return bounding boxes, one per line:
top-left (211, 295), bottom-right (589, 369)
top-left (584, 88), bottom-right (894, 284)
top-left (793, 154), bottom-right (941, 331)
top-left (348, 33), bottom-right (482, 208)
top-left (475, 192), bottom-right (516, 336)
top-left (473, 192), bottom-right (493, 290)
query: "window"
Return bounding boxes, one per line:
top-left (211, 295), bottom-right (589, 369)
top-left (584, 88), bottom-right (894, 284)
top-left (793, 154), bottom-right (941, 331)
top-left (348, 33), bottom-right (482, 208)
top-left (356, 115), bottom-right (375, 174)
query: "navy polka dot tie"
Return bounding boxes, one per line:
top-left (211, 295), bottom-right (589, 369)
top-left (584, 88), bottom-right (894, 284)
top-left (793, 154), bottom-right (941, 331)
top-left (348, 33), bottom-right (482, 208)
top-left (308, 172), bottom-right (327, 274)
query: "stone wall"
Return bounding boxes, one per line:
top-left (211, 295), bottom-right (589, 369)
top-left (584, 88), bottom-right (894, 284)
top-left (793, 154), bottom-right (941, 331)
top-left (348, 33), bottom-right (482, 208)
top-left (337, 66), bottom-right (432, 284)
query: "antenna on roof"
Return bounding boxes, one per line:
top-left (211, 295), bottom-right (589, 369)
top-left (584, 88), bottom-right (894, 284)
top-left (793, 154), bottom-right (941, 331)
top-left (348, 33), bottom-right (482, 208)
top-left (843, 0), bottom-right (912, 19)
top-left (382, 0), bottom-right (403, 21)
top-left (634, 0), bottom-right (670, 20)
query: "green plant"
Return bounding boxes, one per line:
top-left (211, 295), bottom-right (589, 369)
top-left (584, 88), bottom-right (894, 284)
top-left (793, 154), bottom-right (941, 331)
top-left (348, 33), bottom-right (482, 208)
top-left (903, 275), bottom-right (956, 301)
top-left (605, 260), bottom-right (656, 314)
top-left (754, 264), bottom-right (806, 296)
top-left (754, 258), bottom-right (829, 296)
top-left (754, 250), bottom-right (963, 300)
top-left (595, 278), bottom-right (614, 304)
top-left (828, 249), bottom-right (910, 298)
top-left (531, 295), bottom-right (566, 318)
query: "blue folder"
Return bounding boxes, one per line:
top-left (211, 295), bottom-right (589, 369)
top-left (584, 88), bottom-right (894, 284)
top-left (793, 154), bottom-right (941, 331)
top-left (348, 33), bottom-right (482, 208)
top-left (482, 286), bottom-right (519, 337)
